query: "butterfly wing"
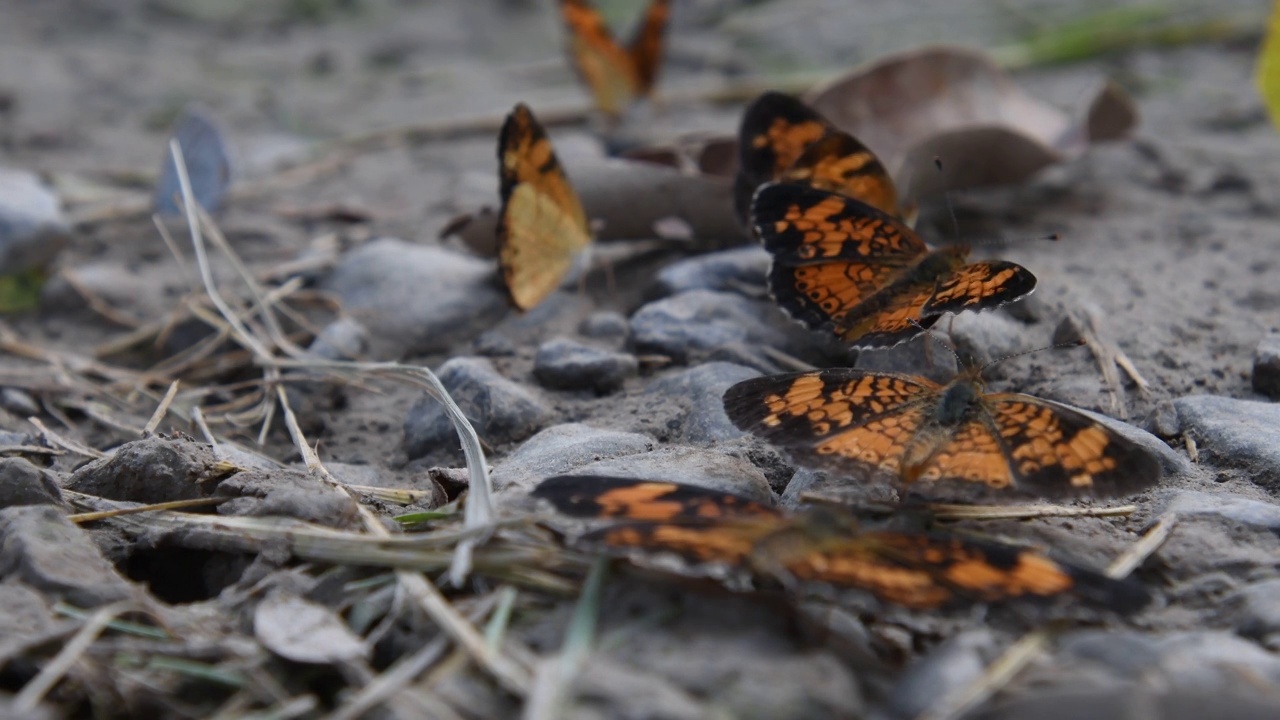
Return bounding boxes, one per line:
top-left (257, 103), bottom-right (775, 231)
top-left (533, 475), bottom-right (781, 522)
top-left (782, 132), bottom-right (901, 219)
top-left (980, 394), bottom-right (1163, 497)
top-left (922, 260), bottom-right (1038, 316)
top-left (626, 0), bottom-right (670, 96)
top-left (497, 103), bottom-right (591, 311)
top-left (733, 92), bottom-right (833, 222)
top-left (560, 0), bottom-right (643, 117)
top-left (751, 183), bottom-right (928, 340)
top-left (786, 530), bottom-right (1149, 610)
top-left (723, 368), bottom-right (942, 478)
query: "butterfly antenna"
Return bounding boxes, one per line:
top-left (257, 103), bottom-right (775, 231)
top-left (980, 338), bottom-right (1087, 375)
top-left (909, 319), bottom-right (963, 367)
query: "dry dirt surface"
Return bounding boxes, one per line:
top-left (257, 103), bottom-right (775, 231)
top-left (1, 1), bottom-right (1279, 719)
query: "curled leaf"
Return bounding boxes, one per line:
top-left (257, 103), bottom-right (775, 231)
top-left (805, 45), bottom-right (1137, 200)
top-left (254, 592), bottom-right (368, 664)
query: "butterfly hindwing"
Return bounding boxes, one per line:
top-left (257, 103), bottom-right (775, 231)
top-left (560, 0), bottom-right (669, 118)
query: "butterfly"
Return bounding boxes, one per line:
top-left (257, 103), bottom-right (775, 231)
top-left (751, 181), bottom-right (1037, 348)
top-left (532, 475), bottom-right (1150, 611)
top-left (733, 91), bottom-right (904, 225)
top-left (497, 103), bottom-right (592, 311)
top-left (723, 367), bottom-right (1162, 499)
top-left (559, 0), bottom-right (670, 119)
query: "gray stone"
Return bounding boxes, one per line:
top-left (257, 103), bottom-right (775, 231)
top-left (1174, 395), bottom-right (1280, 487)
top-left (887, 629), bottom-right (999, 719)
top-left (1156, 489), bottom-right (1280, 530)
top-left (0, 167), bottom-right (71, 277)
top-left (319, 239), bottom-right (507, 358)
top-left (216, 468), bottom-right (361, 529)
top-left (491, 423), bottom-right (655, 493)
top-left (403, 357), bottom-right (554, 461)
top-left (307, 316), bottom-right (369, 361)
top-left (0, 506), bottom-right (134, 607)
top-left (66, 437), bottom-right (223, 504)
top-left (0, 458), bottom-right (62, 508)
top-left (533, 337), bottom-right (638, 393)
top-left (1252, 332), bottom-right (1280, 398)
top-left (642, 362), bottom-right (762, 442)
top-left (855, 335), bottom-right (958, 384)
top-left (0, 581), bottom-right (57, 642)
top-left (574, 446), bottom-right (775, 503)
top-left (970, 688), bottom-right (1280, 720)
top-left (648, 246), bottom-right (769, 298)
top-left (153, 107), bottom-right (232, 216)
top-left (579, 311), bottom-right (629, 343)
top-left (1144, 399), bottom-right (1181, 438)
top-left (1068, 403), bottom-right (1193, 480)
top-left (0, 389), bottom-right (39, 417)
top-left (1059, 630), bottom-right (1280, 690)
top-left (945, 311), bottom-right (1030, 374)
top-left (631, 290), bottom-right (791, 363)
top-left (1221, 578), bottom-right (1280, 644)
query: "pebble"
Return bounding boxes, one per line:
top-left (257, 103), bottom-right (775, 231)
top-left (65, 436), bottom-right (223, 504)
top-left (855, 335), bottom-right (957, 384)
top-left (306, 316), bottom-right (369, 360)
top-left (0, 581), bottom-right (57, 642)
top-left (579, 310), bottom-right (630, 344)
top-left (630, 290), bottom-right (793, 363)
top-left (641, 362), bottom-right (761, 442)
top-left (0, 505), bottom-right (134, 607)
top-left (647, 246), bottom-right (769, 299)
top-left (0, 457), bottom-right (63, 508)
top-left (945, 310), bottom-right (1029, 373)
top-left (533, 337), bottom-right (638, 393)
top-left (491, 423), bottom-right (655, 493)
top-left (1173, 395), bottom-right (1280, 487)
top-left (886, 629), bottom-right (999, 719)
top-left (970, 687), bottom-right (1280, 720)
top-left (1252, 332), bottom-right (1280, 398)
top-left (0, 167), bottom-right (72, 277)
top-left (570, 446), bottom-right (775, 503)
top-left (1058, 630), bottom-right (1280, 692)
top-left (216, 469), bottom-right (361, 529)
top-left (1220, 578), bottom-right (1280, 648)
top-left (402, 357), bottom-right (554, 461)
top-left (1155, 489), bottom-right (1280, 530)
top-left (153, 107), bottom-right (232, 216)
top-left (319, 238), bottom-right (508, 358)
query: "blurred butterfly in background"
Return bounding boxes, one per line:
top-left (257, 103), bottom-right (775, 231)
top-left (559, 0), bottom-right (671, 120)
top-left (496, 103), bottom-right (592, 310)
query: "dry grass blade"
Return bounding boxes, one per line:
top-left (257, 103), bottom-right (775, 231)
top-left (522, 557), bottom-right (608, 720)
top-left (1105, 514), bottom-right (1175, 580)
top-left (143, 380), bottom-right (180, 436)
top-left (28, 417), bottom-right (107, 459)
top-left (13, 601), bottom-right (132, 712)
top-left (67, 496), bottom-right (229, 523)
top-left (928, 503), bottom-right (1136, 521)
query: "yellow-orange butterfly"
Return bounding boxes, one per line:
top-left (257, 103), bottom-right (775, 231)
top-left (497, 103), bottom-right (592, 311)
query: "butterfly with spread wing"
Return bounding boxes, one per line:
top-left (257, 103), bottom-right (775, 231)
top-left (723, 367), bottom-right (1162, 499)
top-left (560, 0), bottom-right (670, 120)
top-left (533, 475), bottom-right (1150, 611)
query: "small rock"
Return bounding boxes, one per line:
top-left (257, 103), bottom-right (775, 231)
top-left (0, 388), bottom-right (39, 416)
top-left (533, 337), bottom-right (638, 393)
top-left (1059, 630), bottom-right (1280, 690)
top-left (1155, 489), bottom-right (1280, 530)
top-left (855, 335), bottom-right (958, 384)
top-left (579, 311), bottom-right (630, 343)
top-left (705, 343), bottom-right (786, 374)
top-left (0, 506), bottom-right (134, 607)
top-left (1144, 399), bottom-right (1181, 438)
top-left (65, 436), bottom-right (227, 504)
top-left (573, 446), bottom-right (774, 503)
top-left (780, 468), bottom-right (899, 509)
top-left (0, 167), bottom-right (71, 277)
top-left (1221, 578), bottom-right (1280, 646)
top-left (642, 362), bottom-right (761, 442)
top-left (946, 311), bottom-right (1029, 373)
top-left (491, 423), bottom-right (655, 493)
top-left (153, 107), bottom-right (232, 216)
top-left (320, 239), bottom-right (508, 358)
top-left (216, 468), bottom-right (361, 529)
top-left (887, 629), bottom-right (999, 719)
top-left (648, 246), bottom-right (769, 299)
top-left (1252, 332), bottom-right (1280, 398)
top-left (631, 290), bottom-right (792, 364)
top-left (0, 457), bottom-right (62, 508)
top-left (402, 357), bottom-right (554, 461)
top-left (307, 316), bottom-right (368, 360)
top-left (970, 688), bottom-right (1280, 720)
top-left (0, 581), bottom-right (57, 642)
top-left (1174, 395), bottom-right (1280, 487)
top-left (1067, 404), bottom-right (1193, 481)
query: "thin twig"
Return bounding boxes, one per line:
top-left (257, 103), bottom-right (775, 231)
top-left (67, 496), bottom-right (229, 523)
top-left (13, 602), bottom-right (132, 712)
top-left (143, 381), bottom-right (180, 436)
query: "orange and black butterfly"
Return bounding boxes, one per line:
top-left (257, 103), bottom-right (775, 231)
top-left (497, 103), bottom-right (591, 311)
top-left (559, 0), bottom-right (670, 119)
top-left (733, 91), bottom-right (904, 225)
top-left (723, 367), bottom-right (1161, 499)
top-left (751, 182), bottom-right (1036, 348)
top-left (532, 475), bottom-right (1150, 611)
